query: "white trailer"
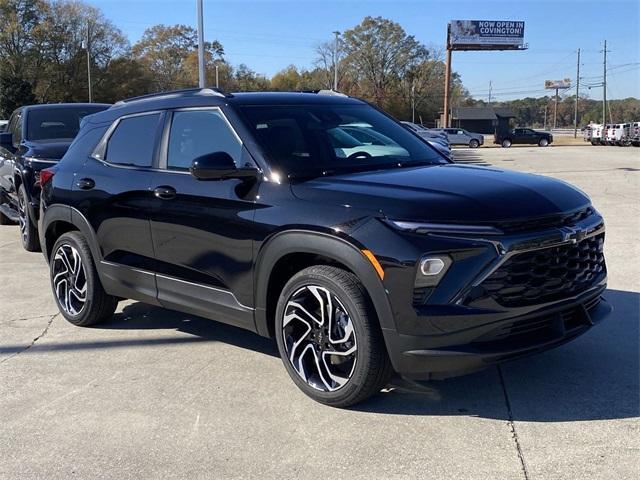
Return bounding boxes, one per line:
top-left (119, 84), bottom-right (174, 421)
top-left (630, 122), bottom-right (640, 147)
top-left (608, 123), bottom-right (631, 146)
top-left (588, 123), bottom-right (604, 145)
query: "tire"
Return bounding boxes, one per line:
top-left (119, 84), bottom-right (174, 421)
top-left (275, 265), bottom-right (392, 407)
top-left (501, 139), bottom-right (512, 148)
top-left (50, 231), bottom-right (118, 326)
top-left (469, 139), bottom-right (480, 148)
top-left (538, 138), bottom-right (549, 147)
top-left (17, 184), bottom-right (40, 251)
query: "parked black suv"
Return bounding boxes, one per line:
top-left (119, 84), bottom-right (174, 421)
top-left (0, 103), bottom-right (109, 250)
top-left (39, 89), bottom-right (610, 407)
top-left (495, 127), bottom-right (553, 148)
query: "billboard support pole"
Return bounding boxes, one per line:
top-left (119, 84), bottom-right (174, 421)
top-left (443, 25), bottom-right (452, 128)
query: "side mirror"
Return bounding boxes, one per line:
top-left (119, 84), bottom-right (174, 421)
top-left (190, 151), bottom-right (258, 181)
top-left (0, 132), bottom-right (12, 148)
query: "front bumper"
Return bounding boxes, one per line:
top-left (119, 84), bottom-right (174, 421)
top-left (383, 287), bottom-right (611, 380)
top-left (353, 208), bottom-right (610, 380)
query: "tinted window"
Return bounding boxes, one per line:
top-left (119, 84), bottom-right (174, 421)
top-left (167, 110), bottom-right (241, 170)
top-left (239, 104), bottom-right (445, 178)
top-left (12, 113), bottom-right (23, 145)
top-left (105, 113), bottom-right (161, 167)
top-left (26, 106), bottom-right (107, 141)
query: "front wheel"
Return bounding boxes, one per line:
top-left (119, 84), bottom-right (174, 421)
top-left (275, 265), bottom-right (392, 407)
top-left (538, 138), bottom-right (549, 147)
top-left (17, 184), bottom-right (40, 251)
top-left (501, 139), bottom-right (512, 148)
top-left (469, 139), bottom-right (480, 148)
top-left (50, 231), bottom-right (118, 326)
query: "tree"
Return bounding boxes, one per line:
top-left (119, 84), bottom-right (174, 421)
top-left (0, 74), bottom-right (35, 117)
top-left (132, 24), bottom-right (224, 91)
top-left (341, 16), bottom-right (429, 108)
top-left (232, 64), bottom-right (270, 91)
top-left (34, 0), bottom-right (129, 102)
top-left (0, 0), bottom-right (46, 79)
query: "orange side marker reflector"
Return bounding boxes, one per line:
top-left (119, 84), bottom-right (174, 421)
top-left (361, 249), bottom-right (384, 280)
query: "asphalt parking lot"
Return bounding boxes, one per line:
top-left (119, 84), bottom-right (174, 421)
top-left (1, 145), bottom-right (638, 479)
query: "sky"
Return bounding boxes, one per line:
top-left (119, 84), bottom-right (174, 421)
top-left (90, 0), bottom-right (640, 101)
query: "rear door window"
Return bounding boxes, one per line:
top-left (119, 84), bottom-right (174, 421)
top-left (105, 113), bottom-right (161, 167)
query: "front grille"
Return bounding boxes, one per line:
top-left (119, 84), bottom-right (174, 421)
top-left (478, 233), bottom-right (606, 307)
top-left (494, 207), bottom-right (594, 234)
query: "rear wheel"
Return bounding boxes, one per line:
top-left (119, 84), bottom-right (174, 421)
top-left (469, 139), bottom-right (480, 148)
top-left (538, 138), bottom-right (549, 147)
top-left (50, 231), bottom-right (118, 326)
top-left (17, 184), bottom-right (40, 251)
top-left (275, 265), bottom-right (392, 407)
top-left (501, 139), bottom-right (512, 148)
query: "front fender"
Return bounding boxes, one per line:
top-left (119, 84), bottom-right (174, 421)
top-left (253, 229), bottom-right (396, 338)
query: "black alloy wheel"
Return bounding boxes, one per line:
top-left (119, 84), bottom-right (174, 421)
top-left (50, 231), bottom-right (118, 326)
top-left (275, 265), bottom-right (392, 407)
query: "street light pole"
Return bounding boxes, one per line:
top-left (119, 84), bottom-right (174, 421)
top-left (411, 81), bottom-right (415, 123)
top-left (86, 22), bottom-right (92, 102)
top-left (215, 64), bottom-right (219, 88)
top-left (332, 31), bottom-right (340, 90)
top-left (196, 0), bottom-right (206, 88)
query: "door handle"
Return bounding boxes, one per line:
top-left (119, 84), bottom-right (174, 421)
top-left (153, 185), bottom-right (176, 200)
top-left (76, 178), bottom-right (95, 190)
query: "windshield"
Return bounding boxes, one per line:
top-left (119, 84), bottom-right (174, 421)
top-left (26, 106), bottom-right (107, 141)
top-left (238, 104), bottom-right (446, 177)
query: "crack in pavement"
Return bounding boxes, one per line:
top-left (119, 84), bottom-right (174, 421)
top-left (498, 365), bottom-right (531, 480)
top-left (0, 314), bottom-right (57, 326)
top-left (0, 314), bottom-right (57, 364)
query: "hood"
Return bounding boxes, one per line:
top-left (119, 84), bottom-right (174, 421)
top-left (24, 139), bottom-right (73, 161)
top-left (291, 164), bottom-right (590, 224)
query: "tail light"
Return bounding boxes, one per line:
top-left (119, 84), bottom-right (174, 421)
top-left (38, 167), bottom-right (57, 187)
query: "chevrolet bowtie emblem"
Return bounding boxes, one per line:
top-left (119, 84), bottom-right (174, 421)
top-left (560, 226), bottom-right (587, 244)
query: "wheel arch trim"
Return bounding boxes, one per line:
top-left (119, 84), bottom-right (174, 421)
top-left (253, 229), bottom-right (396, 337)
top-left (42, 204), bottom-right (102, 265)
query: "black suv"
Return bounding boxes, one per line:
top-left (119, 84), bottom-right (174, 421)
top-left (39, 89), bottom-right (610, 407)
top-left (495, 127), bottom-right (553, 148)
top-left (0, 103), bottom-right (110, 250)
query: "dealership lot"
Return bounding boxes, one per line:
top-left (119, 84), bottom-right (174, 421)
top-left (1, 146), bottom-right (638, 479)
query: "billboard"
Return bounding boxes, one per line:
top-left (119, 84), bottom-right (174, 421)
top-left (449, 20), bottom-right (525, 48)
top-left (545, 79), bottom-right (572, 89)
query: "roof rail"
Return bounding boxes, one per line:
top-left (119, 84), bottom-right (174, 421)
top-left (298, 89), bottom-right (349, 97)
top-left (113, 87), bottom-right (230, 106)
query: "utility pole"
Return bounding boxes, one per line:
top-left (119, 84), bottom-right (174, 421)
top-left (544, 104), bottom-right (548, 130)
top-left (602, 40), bottom-right (607, 125)
top-left (86, 22), bottom-right (92, 102)
top-left (215, 64), bottom-right (219, 88)
top-left (411, 80), bottom-right (416, 123)
top-left (488, 80), bottom-right (492, 105)
top-left (553, 87), bottom-right (559, 130)
top-left (332, 31), bottom-right (340, 90)
top-left (196, 0), bottom-right (206, 88)
top-left (574, 48), bottom-right (580, 138)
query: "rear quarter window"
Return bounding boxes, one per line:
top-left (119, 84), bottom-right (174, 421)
top-left (104, 113), bottom-right (161, 167)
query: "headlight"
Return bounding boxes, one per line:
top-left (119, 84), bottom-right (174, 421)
top-left (383, 219), bottom-right (502, 235)
top-left (415, 254), bottom-right (452, 287)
